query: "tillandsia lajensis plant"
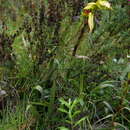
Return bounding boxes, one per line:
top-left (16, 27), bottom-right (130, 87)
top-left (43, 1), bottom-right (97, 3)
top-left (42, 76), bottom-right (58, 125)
top-left (72, 0), bottom-right (112, 56)
top-left (82, 0), bottom-right (112, 32)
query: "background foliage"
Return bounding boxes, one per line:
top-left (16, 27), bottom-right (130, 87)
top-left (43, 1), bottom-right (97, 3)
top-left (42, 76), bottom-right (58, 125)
top-left (0, 0), bottom-right (130, 129)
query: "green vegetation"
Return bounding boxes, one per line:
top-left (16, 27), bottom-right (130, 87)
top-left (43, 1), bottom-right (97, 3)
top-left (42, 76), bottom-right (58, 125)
top-left (0, 0), bottom-right (130, 129)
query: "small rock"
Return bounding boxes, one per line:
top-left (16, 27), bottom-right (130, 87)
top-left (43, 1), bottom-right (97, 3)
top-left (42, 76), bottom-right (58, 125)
top-left (0, 90), bottom-right (7, 97)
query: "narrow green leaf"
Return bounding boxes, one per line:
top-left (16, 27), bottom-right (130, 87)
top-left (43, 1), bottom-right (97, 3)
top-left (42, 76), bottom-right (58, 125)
top-left (58, 108), bottom-right (68, 114)
top-left (33, 85), bottom-right (43, 95)
top-left (72, 110), bottom-right (81, 118)
top-left (26, 104), bottom-right (39, 118)
top-left (95, 114), bottom-right (113, 124)
top-left (65, 120), bottom-right (72, 124)
top-left (74, 116), bottom-right (87, 127)
top-left (92, 81), bottom-right (115, 92)
top-left (122, 107), bottom-right (130, 112)
top-left (30, 101), bottom-right (49, 107)
top-left (86, 117), bottom-right (93, 130)
top-left (70, 98), bottom-right (79, 111)
top-left (103, 101), bottom-right (114, 113)
top-left (121, 113), bottom-right (130, 123)
top-left (59, 98), bottom-right (70, 108)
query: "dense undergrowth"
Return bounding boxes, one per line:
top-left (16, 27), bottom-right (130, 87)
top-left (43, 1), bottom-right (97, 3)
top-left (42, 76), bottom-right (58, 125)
top-left (0, 0), bottom-right (130, 129)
